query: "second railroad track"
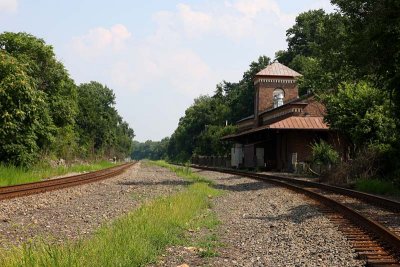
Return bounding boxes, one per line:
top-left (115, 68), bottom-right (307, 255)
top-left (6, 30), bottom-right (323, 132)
top-left (0, 162), bottom-right (136, 201)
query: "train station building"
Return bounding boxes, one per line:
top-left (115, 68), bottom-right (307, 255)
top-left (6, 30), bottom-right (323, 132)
top-left (222, 62), bottom-right (348, 171)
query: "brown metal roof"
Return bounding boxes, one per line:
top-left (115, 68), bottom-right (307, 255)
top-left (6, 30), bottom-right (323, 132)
top-left (221, 124), bottom-right (270, 140)
top-left (221, 116), bottom-right (328, 140)
top-left (256, 62), bottom-right (302, 77)
top-left (269, 116), bottom-right (328, 130)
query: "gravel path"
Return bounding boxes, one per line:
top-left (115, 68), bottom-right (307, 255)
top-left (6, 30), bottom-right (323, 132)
top-left (0, 162), bottom-right (187, 248)
top-left (155, 169), bottom-right (365, 267)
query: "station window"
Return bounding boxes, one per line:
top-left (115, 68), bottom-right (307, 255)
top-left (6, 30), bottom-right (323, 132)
top-left (273, 88), bottom-right (284, 108)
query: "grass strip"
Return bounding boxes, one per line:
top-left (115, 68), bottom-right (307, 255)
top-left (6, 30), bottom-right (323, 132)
top-left (0, 162), bottom-right (220, 267)
top-left (0, 161), bottom-right (116, 187)
top-left (150, 160), bottom-right (213, 184)
top-left (355, 178), bottom-right (400, 196)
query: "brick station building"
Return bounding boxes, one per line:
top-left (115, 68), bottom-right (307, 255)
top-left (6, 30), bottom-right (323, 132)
top-left (222, 62), bottom-right (348, 171)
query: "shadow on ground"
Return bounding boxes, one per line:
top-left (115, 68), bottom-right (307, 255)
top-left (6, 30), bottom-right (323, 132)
top-left (211, 181), bottom-right (279, 192)
top-left (118, 180), bottom-right (191, 187)
top-left (243, 204), bottom-right (324, 224)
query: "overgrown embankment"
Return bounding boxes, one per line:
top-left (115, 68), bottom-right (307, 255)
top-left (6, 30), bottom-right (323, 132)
top-left (0, 161), bottom-right (116, 187)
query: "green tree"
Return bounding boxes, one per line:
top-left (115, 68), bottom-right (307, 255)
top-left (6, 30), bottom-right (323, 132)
top-left (0, 32), bottom-right (134, 165)
top-left (131, 138), bottom-right (169, 160)
top-left (115, 118), bottom-right (135, 158)
top-left (275, 10), bottom-right (352, 94)
top-left (0, 52), bottom-right (53, 166)
top-left (194, 125), bottom-right (237, 156)
top-left (0, 32), bottom-right (78, 158)
top-left (331, 0), bottom-right (400, 134)
top-left (0, 32), bottom-right (77, 129)
top-left (168, 95), bottom-right (230, 161)
top-left (322, 82), bottom-right (397, 150)
top-left (224, 56), bottom-right (270, 123)
top-left (76, 81), bottom-right (134, 158)
top-left (286, 9), bottom-right (327, 59)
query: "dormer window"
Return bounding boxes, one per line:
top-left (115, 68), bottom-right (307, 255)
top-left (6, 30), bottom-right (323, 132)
top-left (273, 88), bottom-right (284, 108)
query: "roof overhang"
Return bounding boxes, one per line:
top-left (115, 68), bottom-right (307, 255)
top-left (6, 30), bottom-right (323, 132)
top-left (221, 116), bottom-right (329, 141)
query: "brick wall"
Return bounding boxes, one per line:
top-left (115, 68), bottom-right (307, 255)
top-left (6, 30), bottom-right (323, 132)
top-left (256, 80), bottom-right (298, 113)
top-left (286, 131), bottom-right (316, 162)
top-left (277, 131), bottom-right (328, 170)
top-left (302, 97), bottom-right (326, 116)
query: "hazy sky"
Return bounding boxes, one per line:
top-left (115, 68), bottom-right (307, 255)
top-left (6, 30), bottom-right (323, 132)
top-left (0, 0), bottom-right (335, 141)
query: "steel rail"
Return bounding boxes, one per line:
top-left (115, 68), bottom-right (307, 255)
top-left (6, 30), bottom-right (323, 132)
top-left (193, 165), bottom-right (400, 212)
top-left (190, 165), bottom-right (400, 265)
top-left (0, 162), bottom-right (135, 200)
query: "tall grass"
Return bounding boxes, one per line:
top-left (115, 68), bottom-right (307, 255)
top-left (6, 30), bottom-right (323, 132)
top-left (355, 178), bottom-right (400, 196)
top-left (0, 161), bottom-right (115, 187)
top-left (151, 160), bottom-right (212, 184)
top-left (0, 182), bottom-right (219, 266)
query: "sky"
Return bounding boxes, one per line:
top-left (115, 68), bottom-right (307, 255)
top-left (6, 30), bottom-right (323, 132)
top-left (0, 0), bottom-right (336, 142)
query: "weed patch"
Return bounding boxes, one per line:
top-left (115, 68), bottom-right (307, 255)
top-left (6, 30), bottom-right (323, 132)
top-left (150, 160), bottom-right (213, 184)
top-left (355, 178), bottom-right (400, 196)
top-left (0, 161), bottom-right (116, 187)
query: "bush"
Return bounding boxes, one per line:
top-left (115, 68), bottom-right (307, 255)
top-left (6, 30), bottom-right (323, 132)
top-left (355, 178), bottom-right (400, 196)
top-left (311, 140), bottom-right (339, 166)
top-left (325, 146), bottom-right (386, 185)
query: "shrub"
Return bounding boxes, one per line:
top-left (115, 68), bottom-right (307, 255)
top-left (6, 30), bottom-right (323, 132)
top-left (355, 178), bottom-right (400, 196)
top-left (325, 146), bottom-right (386, 185)
top-left (311, 140), bottom-right (339, 166)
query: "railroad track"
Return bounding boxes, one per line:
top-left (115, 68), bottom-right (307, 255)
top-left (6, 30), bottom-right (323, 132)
top-left (191, 165), bottom-right (400, 267)
top-left (0, 162), bottom-right (136, 201)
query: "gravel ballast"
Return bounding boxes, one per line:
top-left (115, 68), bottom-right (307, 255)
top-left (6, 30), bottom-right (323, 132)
top-left (155, 169), bottom-right (365, 267)
top-left (0, 162), bottom-right (187, 248)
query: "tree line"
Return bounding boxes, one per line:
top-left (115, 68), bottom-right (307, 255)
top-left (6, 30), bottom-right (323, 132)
top-left (133, 0), bottom-right (400, 182)
top-left (0, 32), bottom-right (134, 167)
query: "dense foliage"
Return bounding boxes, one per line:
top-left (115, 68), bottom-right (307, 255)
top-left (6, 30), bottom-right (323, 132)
top-left (76, 82), bottom-right (134, 159)
top-left (311, 140), bottom-right (339, 166)
top-left (0, 32), bottom-right (134, 166)
top-left (131, 138), bottom-right (170, 160)
top-left (0, 51), bottom-right (50, 166)
top-left (323, 82), bottom-right (396, 149)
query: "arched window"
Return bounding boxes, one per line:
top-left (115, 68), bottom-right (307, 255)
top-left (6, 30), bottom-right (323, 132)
top-left (273, 88), bottom-right (284, 108)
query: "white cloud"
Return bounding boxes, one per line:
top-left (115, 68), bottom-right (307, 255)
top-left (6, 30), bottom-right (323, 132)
top-left (0, 0), bottom-right (17, 13)
top-left (71, 24), bottom-right (132, 58)
top-left (108, 37), bottom-right (214, 96)
top-left (69, 23), bottom-right (215, 96)
top-left (169, 0), bottom-right (295, 41)
top-left (177, 4), bottom-right (213, 38)
top-left (229, 0), bottom-right (281, 18)
top-left (169, 0), bottom-right (334, 41)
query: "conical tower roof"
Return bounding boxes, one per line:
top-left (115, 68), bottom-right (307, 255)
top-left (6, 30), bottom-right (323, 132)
top-left (256, 62), bottom-right (301, 77)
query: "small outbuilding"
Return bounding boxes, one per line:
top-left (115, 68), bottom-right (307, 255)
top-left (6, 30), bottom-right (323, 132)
top-left (222, 62), bottom-right (348, 171)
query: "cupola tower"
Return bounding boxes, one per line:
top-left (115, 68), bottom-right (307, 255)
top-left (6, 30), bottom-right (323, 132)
top-left (253, 62), bottom-right (301, 126)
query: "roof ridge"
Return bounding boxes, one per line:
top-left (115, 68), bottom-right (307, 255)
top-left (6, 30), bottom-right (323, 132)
top-left (256, 62), bottom-right (302, 77)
